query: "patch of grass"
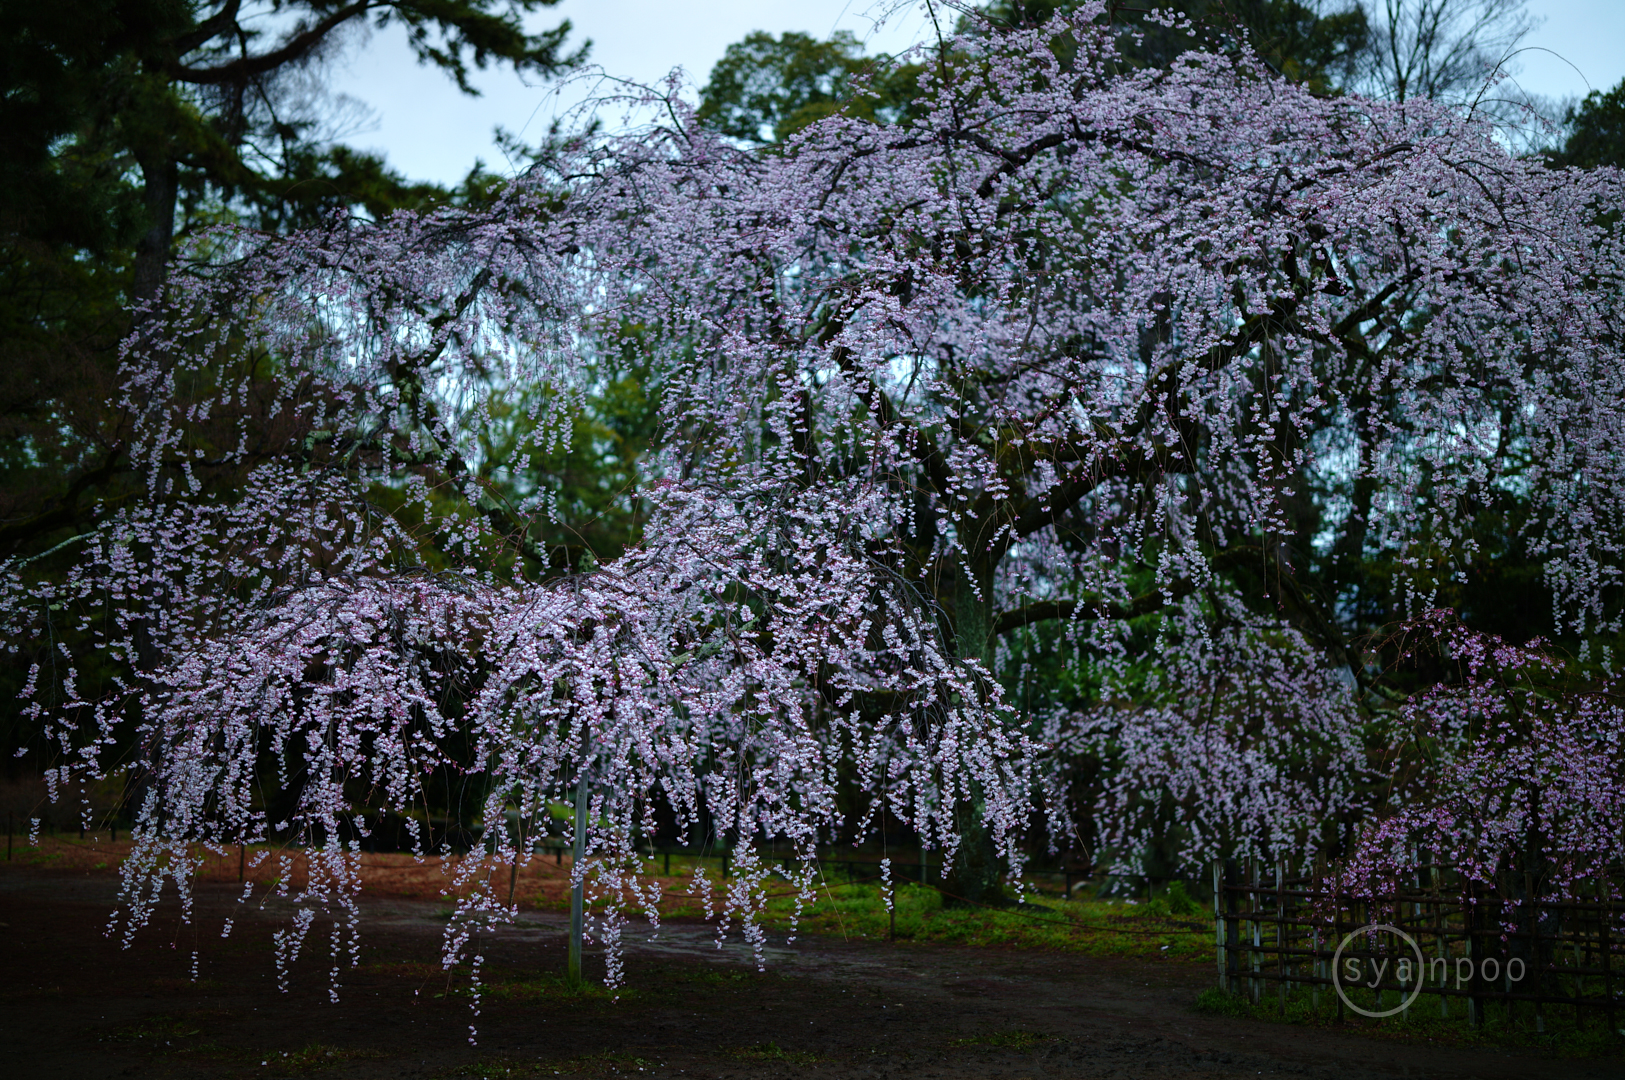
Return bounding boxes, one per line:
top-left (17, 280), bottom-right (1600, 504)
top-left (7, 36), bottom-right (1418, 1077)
top-left (108, 1014), bottom-right (205, 1043)
top-left (753, 879), bottom-right (1212, 960)
top-left (261, 1043), bottom-right (388, 1072)
top-left (442, 1058), bottom-right (560, 1078)
top-left (368, 960), bottom-right (626, 1006)
top-left (360, 960), bottom-right (445, 980)
top-left (467, 971), bottom-right (622, 1003)
top-left (682, 967), bottom-right (753, 986)
top-left (1194, 985), bottom-right (1623, 1058)
top-left (948, 1029), bottom-right (1050, 1050)
top-left (108, 1010), bottom-right (236, 1043)
top-left (1194, 987), bottom-right (1250, 1018)
top-left (447, 1050), bottom-right (663, 1077)
top-left (730, 1041), bottom-right (820, 1064)
top-left (528, 893), bottom-right (572, 913)
top-left (442, 1057), bottom-right (547, 1078)
top-left (103, 1012), bottom-right (242, 1061)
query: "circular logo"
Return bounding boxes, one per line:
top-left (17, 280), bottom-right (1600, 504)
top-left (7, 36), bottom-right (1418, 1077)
top-left (1330, 922), bottom-right (1426, 1018)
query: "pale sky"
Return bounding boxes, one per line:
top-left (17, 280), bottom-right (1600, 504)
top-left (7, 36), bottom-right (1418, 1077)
top-left (327, 0), bottom-right (1625, 185)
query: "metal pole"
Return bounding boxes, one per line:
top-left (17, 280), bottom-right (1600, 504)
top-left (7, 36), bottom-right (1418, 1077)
top-left (507, 813), bottom-right (521, 909)
top-left (1213, 860), bottom-right (1225, 993)
top-left (568, 770), bottom-right (588, 985)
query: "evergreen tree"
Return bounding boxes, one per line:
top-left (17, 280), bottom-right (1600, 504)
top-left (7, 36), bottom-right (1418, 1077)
top-left (0, 1), bottom-right (582, 559)
top-left (697, 30), bottom-right (923, 145)
top-left (1553, 80), bottom-right (1625, 170)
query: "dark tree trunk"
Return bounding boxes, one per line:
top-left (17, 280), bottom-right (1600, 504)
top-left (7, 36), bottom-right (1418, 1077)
top-left (941, 551), bottom-right (1009, 909)
top-left (132, 150), bottom-right (178, 306)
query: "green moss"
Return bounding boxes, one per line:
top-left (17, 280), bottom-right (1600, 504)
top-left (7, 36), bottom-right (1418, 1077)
top-left (730, 1040), bottom-right (820, 1064)
top-left (948, 1029), bottom-right (1051, 1049)
top-left (753, 880), bottom-right (1213, 959)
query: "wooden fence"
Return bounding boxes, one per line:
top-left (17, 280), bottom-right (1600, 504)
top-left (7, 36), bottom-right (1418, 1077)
top-left (1211, 858), bottom-right (1623, 1030)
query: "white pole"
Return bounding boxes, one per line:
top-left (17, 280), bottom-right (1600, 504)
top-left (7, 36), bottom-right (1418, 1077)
top-left (568, 769), bottom-right (588, 984)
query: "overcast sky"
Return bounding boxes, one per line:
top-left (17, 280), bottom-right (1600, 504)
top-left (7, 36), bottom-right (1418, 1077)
top-left (327, 1), bottom-right (1625, 185)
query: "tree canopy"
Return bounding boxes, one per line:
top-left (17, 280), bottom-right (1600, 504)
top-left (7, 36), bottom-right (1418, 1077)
top-left (696, 30), bottom-right (923, 145)
top-left (8, 3), bottom-right (1623, 1003)
top-left (1554, 80), bottom-right (1625, 170)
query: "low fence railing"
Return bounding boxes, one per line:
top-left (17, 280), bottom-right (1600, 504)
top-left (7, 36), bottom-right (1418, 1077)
top-left (1211, 858), bottom-right (1623, 1030)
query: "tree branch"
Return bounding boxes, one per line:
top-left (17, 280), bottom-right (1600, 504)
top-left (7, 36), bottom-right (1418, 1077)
top-left (992, 580), bottom-right (1197, 637)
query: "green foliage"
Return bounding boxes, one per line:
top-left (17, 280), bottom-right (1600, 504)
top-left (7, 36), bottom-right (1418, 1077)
top-left (966, 0), bottom-right (1369, 93)
top-left (697, 2), bottom-right (1368, 156)
top-left (1161, 880), bottom-right (1199, 916)
top-left (1552, 79), bottom-right (1625, 170)
top-left (697, 31), bottom-right (924, 145)
top-left (479, 350), bottom-right (661, 577)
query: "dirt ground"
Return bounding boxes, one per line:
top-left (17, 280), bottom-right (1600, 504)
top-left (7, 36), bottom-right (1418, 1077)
top-left (0, 851), bottom-right (1616, 1080)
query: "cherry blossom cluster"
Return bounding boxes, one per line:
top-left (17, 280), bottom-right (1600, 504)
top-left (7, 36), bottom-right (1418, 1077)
top-left (85, 480), bottom-right (1032, 992)
top-left (1050, 595), bottom-right (1371, 879)
top-left (1342, 612), bottom-right (1625, 907)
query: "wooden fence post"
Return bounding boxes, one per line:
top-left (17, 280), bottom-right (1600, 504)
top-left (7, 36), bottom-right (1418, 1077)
top-left (1312, 927), bottom-right (1321, 1012)
top-left (1435, 875), bottom-right (1448, 1020)
top-left (1333, 868), bottom-right (1344, 1024)
top-left (1465, 878), bottom-right (1481, 1027)
top-left (1602, 887), bottom-right (1615, 1037)
top-left (1277, 860), bottom-right (1287, 1015)
top-left (1249, 859), bottom-right (1261, 1005)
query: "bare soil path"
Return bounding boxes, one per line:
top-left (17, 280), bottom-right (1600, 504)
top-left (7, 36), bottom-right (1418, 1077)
top-left (0, 864), bottom-right (1613, 1080)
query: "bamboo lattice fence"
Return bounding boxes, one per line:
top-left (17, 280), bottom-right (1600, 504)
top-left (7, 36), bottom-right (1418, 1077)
top-left (1211, 858), bottom-right (1623, 1030)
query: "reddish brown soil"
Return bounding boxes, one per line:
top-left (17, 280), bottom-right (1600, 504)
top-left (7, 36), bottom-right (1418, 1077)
top-left (0, 853), bottom-right (1612, 1080)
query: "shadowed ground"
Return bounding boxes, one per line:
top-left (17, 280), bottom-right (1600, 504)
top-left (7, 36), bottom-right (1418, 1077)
top-left (0, 853), bottom-right (1611, 1079)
